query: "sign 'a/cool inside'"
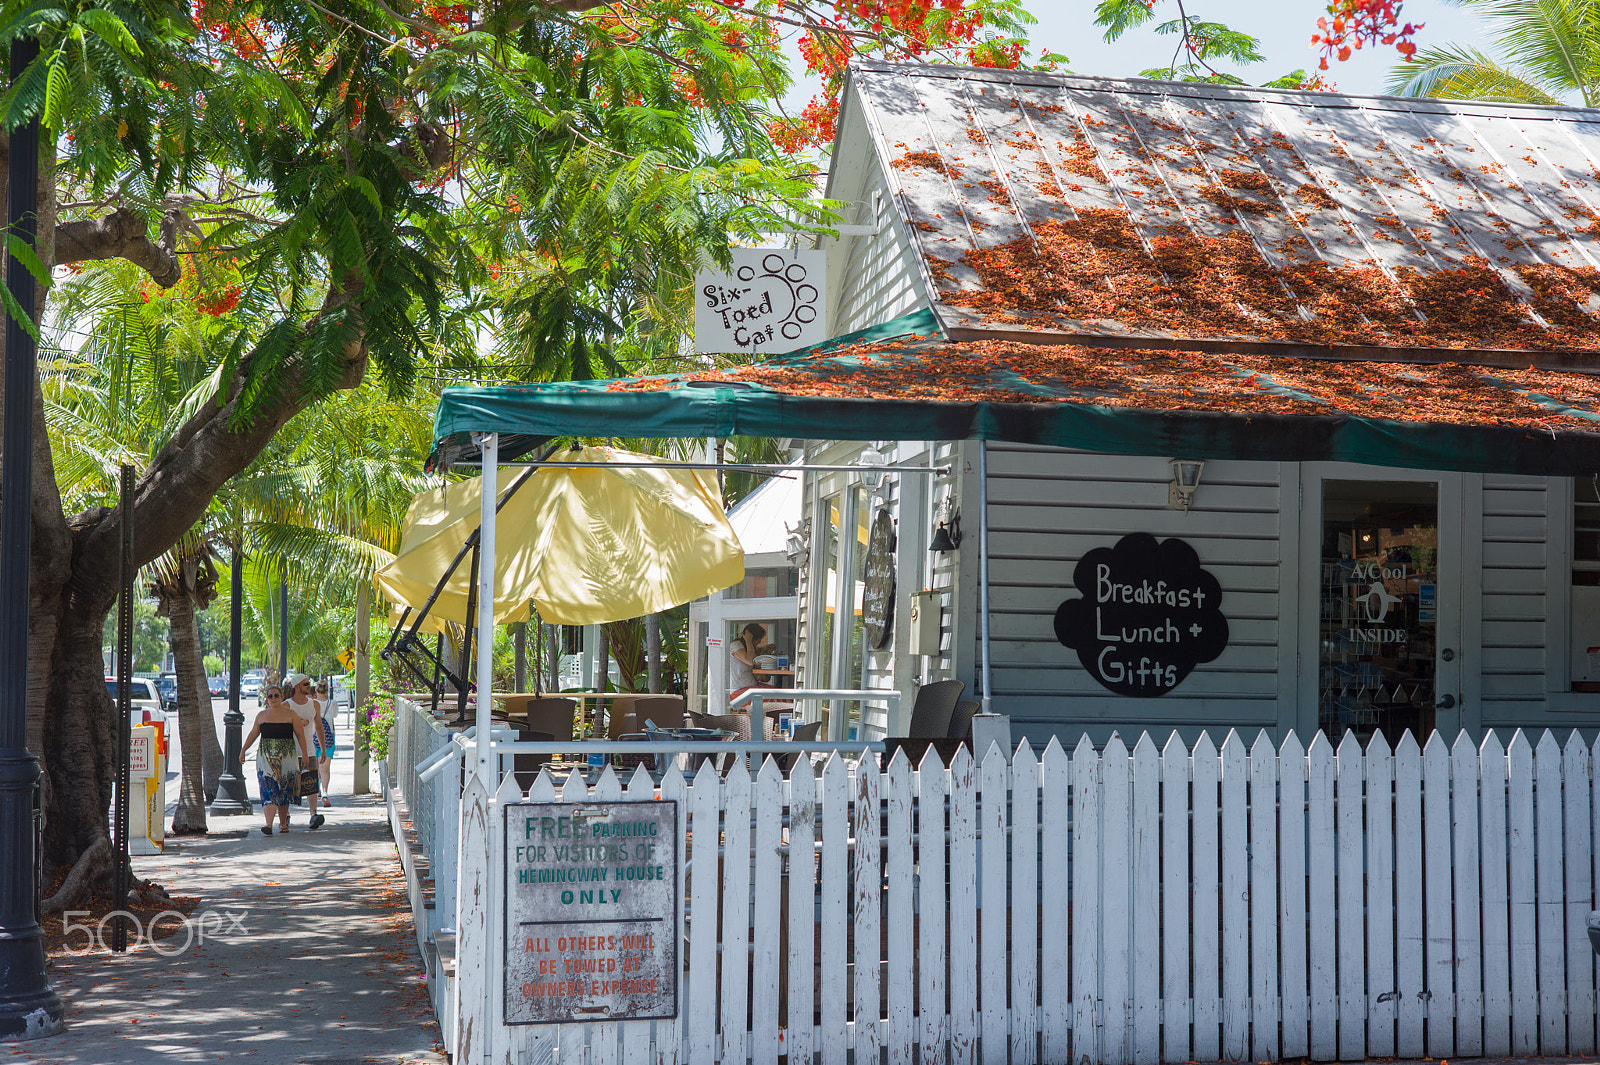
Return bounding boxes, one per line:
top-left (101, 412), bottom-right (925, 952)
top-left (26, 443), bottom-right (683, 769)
top-left (502, 800), bottom-right (679, 1024)
top-left (694, 249), bottom-right (825, 354)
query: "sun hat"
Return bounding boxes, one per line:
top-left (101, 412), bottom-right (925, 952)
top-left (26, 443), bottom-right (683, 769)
top-left (285, 672), bottom-right (311, 690)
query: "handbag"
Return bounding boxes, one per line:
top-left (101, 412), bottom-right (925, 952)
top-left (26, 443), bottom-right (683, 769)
top-left (298, 766), bottom-right (319, 795)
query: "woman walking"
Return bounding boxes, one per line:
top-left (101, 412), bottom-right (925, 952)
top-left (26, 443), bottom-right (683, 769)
top-left (314, 679), bottom-right (335, 800)
top-left (285, 673), bottom-right (334, 811)
top-left (240, 683), bottom-right (321, 834)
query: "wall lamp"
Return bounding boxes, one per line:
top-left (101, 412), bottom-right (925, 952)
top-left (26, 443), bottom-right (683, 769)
top-left (856, 446), bottom-right (888, 492)
top-left (929, 496), bottom-right (962, 553)
top-left (785, 518), bottom-right (811, 566)
top-left (1169, 459), bottom-right (1205, 511)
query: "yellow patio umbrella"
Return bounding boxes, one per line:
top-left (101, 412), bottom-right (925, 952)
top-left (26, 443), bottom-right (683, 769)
top-left (375, 445), bottom-right (744, 626)
top-left (385, 598), bottom-right (529, 638)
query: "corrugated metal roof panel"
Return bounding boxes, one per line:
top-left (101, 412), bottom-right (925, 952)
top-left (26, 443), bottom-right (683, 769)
top-left (849, 60), bottom-right (1600, 366)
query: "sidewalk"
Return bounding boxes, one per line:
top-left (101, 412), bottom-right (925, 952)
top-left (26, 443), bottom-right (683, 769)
top-left (12, 710), bottom-right (444, 1065)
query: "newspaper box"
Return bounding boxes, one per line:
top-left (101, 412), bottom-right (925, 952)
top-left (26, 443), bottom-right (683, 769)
top-left (129, 723), bottom-right (165, 854)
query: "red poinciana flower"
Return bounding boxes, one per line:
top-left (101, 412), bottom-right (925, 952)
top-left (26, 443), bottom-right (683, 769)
top-left (1313, 0), bottom-right (1421, 70)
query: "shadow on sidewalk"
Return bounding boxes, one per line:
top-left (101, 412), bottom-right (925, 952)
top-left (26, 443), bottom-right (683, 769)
top-left (12, 795), bottom-right (443, 1065)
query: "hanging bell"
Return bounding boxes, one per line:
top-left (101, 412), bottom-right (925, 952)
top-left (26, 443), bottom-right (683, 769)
top-left (929, 497), bottom-right (962, 553)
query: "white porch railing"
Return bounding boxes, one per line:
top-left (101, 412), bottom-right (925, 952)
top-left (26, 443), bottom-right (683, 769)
top-left (382, 695), bottom-right (462, 1038)
top-left (386, 696), bottom-right (1600, 1065)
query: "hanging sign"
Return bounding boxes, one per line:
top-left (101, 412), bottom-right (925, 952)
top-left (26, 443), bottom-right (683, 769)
top-left (1052, 533), bottom-right (1228, 697)
top-left (503, 800), bottom-right (679, 1024)
top-left (862, 508), bottom-right (896, 649)
top-left (694, 249), bottom-right (826, 354)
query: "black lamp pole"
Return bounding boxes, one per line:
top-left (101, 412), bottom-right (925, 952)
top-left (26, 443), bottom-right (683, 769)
top-left (278, 570), bottom-right (288, 677)
top-left (209, 539), bottom-right (250, 815)
top-left (0, 36), bottom-right (65, 1040)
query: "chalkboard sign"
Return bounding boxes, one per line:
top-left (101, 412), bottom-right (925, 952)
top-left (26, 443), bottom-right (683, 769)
top-left (862, 508), bottom-right (896, 649)
top-left (1053, 533), bottom-right (1228, 697)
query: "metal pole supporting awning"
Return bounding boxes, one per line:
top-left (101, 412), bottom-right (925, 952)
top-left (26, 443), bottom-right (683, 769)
top-left (473, 433), bottom-right (497, 783)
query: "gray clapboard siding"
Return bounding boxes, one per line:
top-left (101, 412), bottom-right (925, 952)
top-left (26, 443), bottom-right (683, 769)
top-left (830, 171), bottom-right (928, 334)
top-left (1480, 475), bottom-right (1549, 722)
top-left (984, 444), bottom-right (1285, 742)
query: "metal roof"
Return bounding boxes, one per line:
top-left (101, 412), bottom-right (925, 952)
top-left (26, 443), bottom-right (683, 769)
top-left (728, 461), bottom-right (801, 560)
top-left (849, 61), bottom-right (1600, 368)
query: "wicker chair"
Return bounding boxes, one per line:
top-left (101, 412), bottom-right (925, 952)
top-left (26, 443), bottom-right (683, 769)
top-left (906, 680), bottom-right (965, 739)
top-left (607, 695), bottom-right (684, 739)
top-left (785, 720), bottom-right (824, 773)
top-left (497, 697), bottom-right (576, 788)
top-left (947, 700), bottom-right (982, 741)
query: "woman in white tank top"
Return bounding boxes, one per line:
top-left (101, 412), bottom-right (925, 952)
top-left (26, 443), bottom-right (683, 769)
top-left (284, 673), bottom-right (331, 817)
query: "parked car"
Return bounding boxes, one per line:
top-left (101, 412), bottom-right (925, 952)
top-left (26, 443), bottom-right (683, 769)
top-left (105, 677), bottom-right (169, 753)
top-left (239, 674), bottom-right (261, 700)
top-left (154, 673), bottom-right (178, 712)
top-left (208, 676), bottom-right (228, 698)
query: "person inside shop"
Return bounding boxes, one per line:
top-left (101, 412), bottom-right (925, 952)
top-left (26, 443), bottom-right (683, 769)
top-left (729, 622), bottom-right (777, 703)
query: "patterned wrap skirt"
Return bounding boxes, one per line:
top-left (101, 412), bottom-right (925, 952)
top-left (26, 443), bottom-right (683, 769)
top-left (256, 736), bottom-right (301, 807)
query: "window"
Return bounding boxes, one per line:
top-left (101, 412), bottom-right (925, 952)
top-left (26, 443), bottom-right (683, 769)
top-left (723, 567), bottom-right (798, 599)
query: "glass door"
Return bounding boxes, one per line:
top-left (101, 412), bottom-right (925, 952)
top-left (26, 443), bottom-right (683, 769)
top-left (1317, 480), bottom-right (1442, 746)
top-left (1300, 466), bottom-right (1464, 744)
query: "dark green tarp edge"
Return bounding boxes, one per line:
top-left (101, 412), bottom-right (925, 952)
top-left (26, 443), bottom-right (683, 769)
top-left (435, 385), bottom-right (1600, 477)
top-left (432, 306), bottom-right (1600, 476)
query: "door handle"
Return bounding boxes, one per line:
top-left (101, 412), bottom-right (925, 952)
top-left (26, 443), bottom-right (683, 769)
top-left (1436, 694), bottom-right (1457, 709)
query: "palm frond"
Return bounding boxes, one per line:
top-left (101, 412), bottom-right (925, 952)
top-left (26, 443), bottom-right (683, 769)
top-left (1385, 43), bottom-right (1565, 102)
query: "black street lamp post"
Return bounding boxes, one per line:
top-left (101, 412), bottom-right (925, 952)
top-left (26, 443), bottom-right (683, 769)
top-left (0, 36), bottom-right (65, 1040)
top-left (209, 540), bottom-right (251, 815)
top-left (279, 571), bottom-right (288, 678)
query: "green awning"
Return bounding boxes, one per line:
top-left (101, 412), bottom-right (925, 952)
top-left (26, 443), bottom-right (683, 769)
top-left (432, 309), bottom-right (1600, 477)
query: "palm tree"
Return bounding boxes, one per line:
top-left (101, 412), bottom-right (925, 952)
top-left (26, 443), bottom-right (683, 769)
top-left (228, 387), bottom-right (433, 676)
top-left (1385, 0), bottom-right (1600, 105)
top-left (149, 533), bottom-right (222, 833)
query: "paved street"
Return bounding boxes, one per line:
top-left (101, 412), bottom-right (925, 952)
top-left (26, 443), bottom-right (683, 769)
top-left (13, 705), bottom-right (444, 1065)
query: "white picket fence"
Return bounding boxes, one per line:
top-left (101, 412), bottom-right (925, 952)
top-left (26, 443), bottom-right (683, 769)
top-left (438, 727), bottom-right (1600, 1065)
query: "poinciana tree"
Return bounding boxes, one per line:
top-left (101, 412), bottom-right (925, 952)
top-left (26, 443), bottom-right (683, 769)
top-left (1088, 0), bottom-right (1424, 91)
top-left (12, 0), bottom-right (1054, 901)
top-left (45, 269), bottom-right (435, 838)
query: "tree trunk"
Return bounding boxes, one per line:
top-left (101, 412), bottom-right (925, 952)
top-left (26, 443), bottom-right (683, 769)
top-left (168, 590), bottom-right (208, 834)
top-left (353, 582), bottom-right (370, 795)
top-left (514, 621), bottom-right (526, 692)
top-left (196, 623), bottom-right (223, 804)
top-left (646, 612), bottom-right (661, 694)
top-left (12, 119), bottom-right (451, 881)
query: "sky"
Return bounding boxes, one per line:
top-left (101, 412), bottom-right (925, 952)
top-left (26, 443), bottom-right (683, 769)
top-left (779, 0), bottom-right (1502, 117)
top-left (1026, 0), bottom-right (1489, 96)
